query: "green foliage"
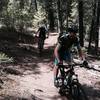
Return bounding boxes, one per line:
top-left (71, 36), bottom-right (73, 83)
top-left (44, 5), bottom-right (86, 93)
top-left (32, 3), bottom-right (46, 28)
top-left (0, 0), bottom-right (35, 32)
top-left (0, 0), bottom-right (96, 35)
top-left (69, 1), bottom-right (78, 25)
top-left (0, 52), bottom-right (13, 63)
top-left (68, 0), bottom-right (94, 34)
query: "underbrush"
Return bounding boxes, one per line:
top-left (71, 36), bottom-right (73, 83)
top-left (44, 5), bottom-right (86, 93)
top-left (0, 52), bottom-right (13, 63)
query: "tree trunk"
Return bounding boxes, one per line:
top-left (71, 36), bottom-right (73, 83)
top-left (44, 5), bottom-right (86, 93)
top-left (48, 9), bottom-right (55, 31)
top-left (78, 0), bottom-right (84, 47)
top-left (34, 0), bottom-right (37, 11)
top-left (0, 0), bottom-right (4, 11)
top-left (57, 0), bottom-right (63, 34)
top-left (45, 0), bottom-right (55, 31)
top-left (66, 0), bottom-right (69, 33)
top-left (88, 0), bottom-right (97, 53)
top-left (94, 0), bottom-right (100, 54)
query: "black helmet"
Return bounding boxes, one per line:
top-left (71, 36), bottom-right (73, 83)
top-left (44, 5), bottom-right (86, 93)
top-left (68, 25), bottom-right (78, 33)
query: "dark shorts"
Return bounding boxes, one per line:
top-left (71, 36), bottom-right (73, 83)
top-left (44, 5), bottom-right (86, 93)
top-left (54, 51), bottom-right (71, 65)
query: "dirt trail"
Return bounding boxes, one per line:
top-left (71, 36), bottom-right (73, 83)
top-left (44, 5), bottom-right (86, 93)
top-left (0, 32), bottom-right (100, 100)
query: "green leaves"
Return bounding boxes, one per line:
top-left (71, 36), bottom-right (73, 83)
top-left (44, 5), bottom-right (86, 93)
top-left (0, 52), bottom-right (13, 63)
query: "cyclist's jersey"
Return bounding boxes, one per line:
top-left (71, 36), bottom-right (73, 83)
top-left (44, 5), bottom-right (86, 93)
top-left (38, 26), bottom-right (47, 39)
top-left (58, 34), bottom-right (80, 51)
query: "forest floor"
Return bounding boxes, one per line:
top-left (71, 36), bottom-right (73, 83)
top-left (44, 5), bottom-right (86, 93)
top-left (0, 32), bottom-right (100, 100)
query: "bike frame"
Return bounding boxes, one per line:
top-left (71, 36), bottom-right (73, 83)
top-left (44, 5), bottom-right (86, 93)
top-left (58, 64), bottom-right (78, 88)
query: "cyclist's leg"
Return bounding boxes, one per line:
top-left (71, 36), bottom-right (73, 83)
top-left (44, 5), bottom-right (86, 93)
top-left (39, 37), bottom-right (45, 49)
top-left (38, 38), bottom-right (41, 55)
top-left (41, 38), bottom-right (44, 49)
top-left (42, 38), bottom-right (45, 48)
top-left (54, 57), bottom-right (64, 77)
top-left (38, 37), bottom-right (41, 49)
top-left (64, 50), bottom-right (72, 65)
top-left (54, 59), bottom-right (59, 78)
top-left (53, 58), bottom-right (63, 87)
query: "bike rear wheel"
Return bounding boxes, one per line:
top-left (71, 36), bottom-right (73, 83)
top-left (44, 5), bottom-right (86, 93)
top-left (38, 38), bottom-right (44, 56)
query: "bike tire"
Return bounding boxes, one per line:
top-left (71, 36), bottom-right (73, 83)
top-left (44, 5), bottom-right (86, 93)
top-left (71, 83), bottom-right (79, 100)
top-left (71, 83), bottom-right (88, 100)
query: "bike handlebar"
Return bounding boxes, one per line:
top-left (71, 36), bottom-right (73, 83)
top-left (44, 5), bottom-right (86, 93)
top-left (58, 62), bottom-right (88, 69)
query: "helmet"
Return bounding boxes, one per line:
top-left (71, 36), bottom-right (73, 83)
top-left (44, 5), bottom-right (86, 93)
top-left (68, 25), bottom-right (78, 33)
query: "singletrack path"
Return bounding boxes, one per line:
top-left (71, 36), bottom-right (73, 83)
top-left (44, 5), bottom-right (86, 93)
top-left (0, 32), bottom-right (100, 100)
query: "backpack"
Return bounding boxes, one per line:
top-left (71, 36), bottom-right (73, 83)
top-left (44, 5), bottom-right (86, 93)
top-left (58, 32), bottom-right (68, 42)
top-left (39, 26), bottom-right (47, 39)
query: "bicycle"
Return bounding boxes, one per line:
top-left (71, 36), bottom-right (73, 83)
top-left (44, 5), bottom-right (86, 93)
top-left (56, 63), bottom-right (88, 100)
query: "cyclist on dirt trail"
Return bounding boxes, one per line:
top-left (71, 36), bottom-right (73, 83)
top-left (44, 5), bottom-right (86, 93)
top-left (36, 25), bottom-right (49, 40)
top-left (53, 25), bottom-right (85, 87)
top-left (36, 25), bottom-right (49, 55)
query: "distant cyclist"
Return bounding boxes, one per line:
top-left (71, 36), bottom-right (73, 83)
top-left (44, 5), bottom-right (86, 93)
top-left (36, 25), bottom-right (49, 55)
top-left (53, 25), bottom-right (85, 87)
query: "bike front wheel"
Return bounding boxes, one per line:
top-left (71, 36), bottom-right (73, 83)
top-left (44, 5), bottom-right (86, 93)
top-left (71, 83), bottom-right (88, 100)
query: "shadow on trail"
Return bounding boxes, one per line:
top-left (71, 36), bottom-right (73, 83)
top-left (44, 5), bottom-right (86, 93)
top-left (0, 41), bottom-right (39, 75)
top-left (0, 96), bottom-right (29, 100)
top-left (39, 45), bottom-right (55, 61)
top-left (0, 39), bottom-right (55, 75)
top-left (50, 94), bottom-right (72, 100)
top-left (82, 84), bottom-right (100, 100)
top-left (85, 66), bottom-right (100, 72)
top-left (51, 84), bottom-right (100, 100)
top-left (0, 95), bottom-right (43, 100)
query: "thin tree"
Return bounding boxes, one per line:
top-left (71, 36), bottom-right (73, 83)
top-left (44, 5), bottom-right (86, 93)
top-left (47, 0), bottom-right (55, 31)
top-left (34, 0), bottom-right (37, 11)
top-left (57, 0), bottom-right (63, 34)
top-left (88, 0), bottom-right (97, 53)
top-left (78, 0), bottom-right (84, 47)
top-left (94, 0), bottom-right (100, 54)
top-left (44, 0), bottom-right (55, 31)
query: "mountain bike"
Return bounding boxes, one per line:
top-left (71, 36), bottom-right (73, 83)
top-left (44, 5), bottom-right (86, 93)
top-left (56, 63), bottom-right (88, 100)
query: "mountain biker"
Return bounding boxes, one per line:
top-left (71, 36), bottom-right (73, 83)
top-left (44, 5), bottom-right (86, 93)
top-left (36, 25), bottom-right (49, 55)
top-left (53, 25), bottom-right (85, 87)
top-left (36, 25), bottom-right (49, 40)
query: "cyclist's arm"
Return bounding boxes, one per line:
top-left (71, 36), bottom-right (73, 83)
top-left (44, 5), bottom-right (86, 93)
top-left (46, 31), bottom-right (49, 38)
top-left (54, 43), bottom-right (61, 63)
top-left (75, 39), bottom-right (84, 60)
top-left (45, 28), bottom-right (49, 38)
top-left (35, 28), bottom-right (40, 36)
